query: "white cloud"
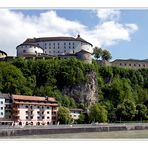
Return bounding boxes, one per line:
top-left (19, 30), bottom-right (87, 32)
top-left (96, 9), bottom-right (120, 21)
top-left (0, 9), bottom-right (138, 56)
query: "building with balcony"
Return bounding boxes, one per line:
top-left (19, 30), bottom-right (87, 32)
top-left (11, 95), bottom-right (58, 126)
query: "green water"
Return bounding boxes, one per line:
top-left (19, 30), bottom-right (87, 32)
top-left (2, 130), bottom-right (148, 139)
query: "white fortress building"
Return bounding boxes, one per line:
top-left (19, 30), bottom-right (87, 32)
top-left (16, 35), bottom-right (93, 57)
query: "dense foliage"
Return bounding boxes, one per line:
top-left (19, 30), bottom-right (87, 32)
top-left (1, 57), bottom-right (148, 123)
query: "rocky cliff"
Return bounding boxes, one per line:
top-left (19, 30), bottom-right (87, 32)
top-left (62, 71), bottom-right (98, 104)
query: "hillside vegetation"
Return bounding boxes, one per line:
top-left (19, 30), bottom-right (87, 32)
top-left (1, 57), bottom-right (148, 123)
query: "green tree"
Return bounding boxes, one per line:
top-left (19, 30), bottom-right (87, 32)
top-left (115, 99), bottom-right (136, 121)
top-left (89, 103), bottom-right (108, 123)
top-left (57, 107), bottom-right (72, 124)
top-left (135, 104), bottom-right (148, 121)
top-left (101, 49), bottom-right (112, 61)
top-left (77, 113), bottom-right (85, 124)
top-left (93, 47), bottom-right (102, 59)
top-left (0, 62), bottom-right (27, 94)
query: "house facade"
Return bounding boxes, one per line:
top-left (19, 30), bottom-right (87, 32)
top-left (70, 108), bottom-right (83, 121)
top-left (11, 95), bottom-right (58, 126)
top-left (111, 59), bottom-right (148, 69)
top-left (0, 93), bottom-right (58, 126)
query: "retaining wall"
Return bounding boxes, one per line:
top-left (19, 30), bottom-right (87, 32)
top-left (1, 125), bottom-right (148, 137)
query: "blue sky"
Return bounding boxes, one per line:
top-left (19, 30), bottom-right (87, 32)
top-left (0, 9), bottom-right (148, 60)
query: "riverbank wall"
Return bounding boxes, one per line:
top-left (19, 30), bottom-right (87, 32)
top-left (0, 124), bottom-right (148, 137)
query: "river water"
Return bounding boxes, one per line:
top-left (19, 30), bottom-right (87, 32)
top-left (2, 130), bottom-right (148, 139)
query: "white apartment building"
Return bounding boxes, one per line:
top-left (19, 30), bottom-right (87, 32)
top-left (12, 95), bottom-right (58, 126)
top-left (0, 93), bottom-right (5, 118)
top-left (16, 35), bottom-right (93, 57)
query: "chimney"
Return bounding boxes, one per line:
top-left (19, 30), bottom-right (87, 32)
top-left (77, 34), bottom-right (80, 38)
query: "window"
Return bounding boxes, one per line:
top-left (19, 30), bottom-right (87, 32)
top-left (42, 116), bottom-right (44, 119)
top-left (58, 43), bottom-right (59, 45)
top-left (64, 42), bottom-right (66, 45)
top-left (64, 46), bottom-right (66, 49)
top-left (69, 46), bottom-right (71, 49)
top-left (73, 46), bottom-right (75, 49)
top-left (30, 106), bottom-right (33, 109)
top-left (47, 107), bottom-right (49, 109)
top-left (1, 112), bottom-right (3, 115)
top-left (49, 43), bottom-right (51, 46)
top-left (64, 50), bottom-right (66, 53)
top-left (134, 64), bottom-right (136, 66)
top-left (23, 50), bottom-right (26, 53)
top-left (69, 43), bottom-right (71, 45)
top-left (0, 101), bottom-right (3, 104)
top-left (26, 116), bottom-right (28, 119)
top-left (143, 64), bottom-right (146, 67)
top-left (129, 64), bottom-right (131, 66)
top-left (26, 111), bottom-right (28, 114)
top-left (47, 111), bottom-right (50, 114)
top-left (37, 116), bottom-right (40, 119)
top-left (49, 47), bottom-right (51, 49)
top-left (42, 111), bottom-right (44, 114)
top-left (120, 63), bottom-right (122, 66)
top-left (31, 116), bottom-right (33, 119)
top-left (124, 63), bottom-right (126, 66)
top-left (139, 64), bottom-right (141, 67)
top-left (73, 50), bottom-right (75, 54)
top-left (1, 107), bottom-right (3, 110)
top-left (45, 43), bottom-right (46, 46)
top-left (47, 117), bottom-right (50, 119)
top-left (37, 111), bottom-right (40, 114)
top-left (53, 43), bottom-right (55, 45)
top-left (58, 51), bottom-right (59, 53)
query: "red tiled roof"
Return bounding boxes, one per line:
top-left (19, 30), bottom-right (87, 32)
top-left (12, 95), bottom-right (56, 102)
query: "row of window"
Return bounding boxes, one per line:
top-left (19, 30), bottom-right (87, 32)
top-left (25, 105), bottom-right (50, 109)
top-left (26, 116), bottom-right (50, 119)
top-left (119, 63), bottom-right (146, 67)
top-left (18, 121), bottom-right (51, 126)
top-left (44, 46), bottom-right (75, 49)
top-left (39, 42), bottom-right (75, 46)
top-left (26, 111), bottom-right (50, 114)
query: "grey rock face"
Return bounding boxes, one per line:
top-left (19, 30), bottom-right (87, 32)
top-left (62, 71), bottom-right (98, 104)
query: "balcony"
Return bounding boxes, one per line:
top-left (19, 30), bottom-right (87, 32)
top-left (13, 110), bottom-right (19, 115)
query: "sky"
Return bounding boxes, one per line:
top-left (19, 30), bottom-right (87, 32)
top-left (0, 9), bottom-right (148, 60)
